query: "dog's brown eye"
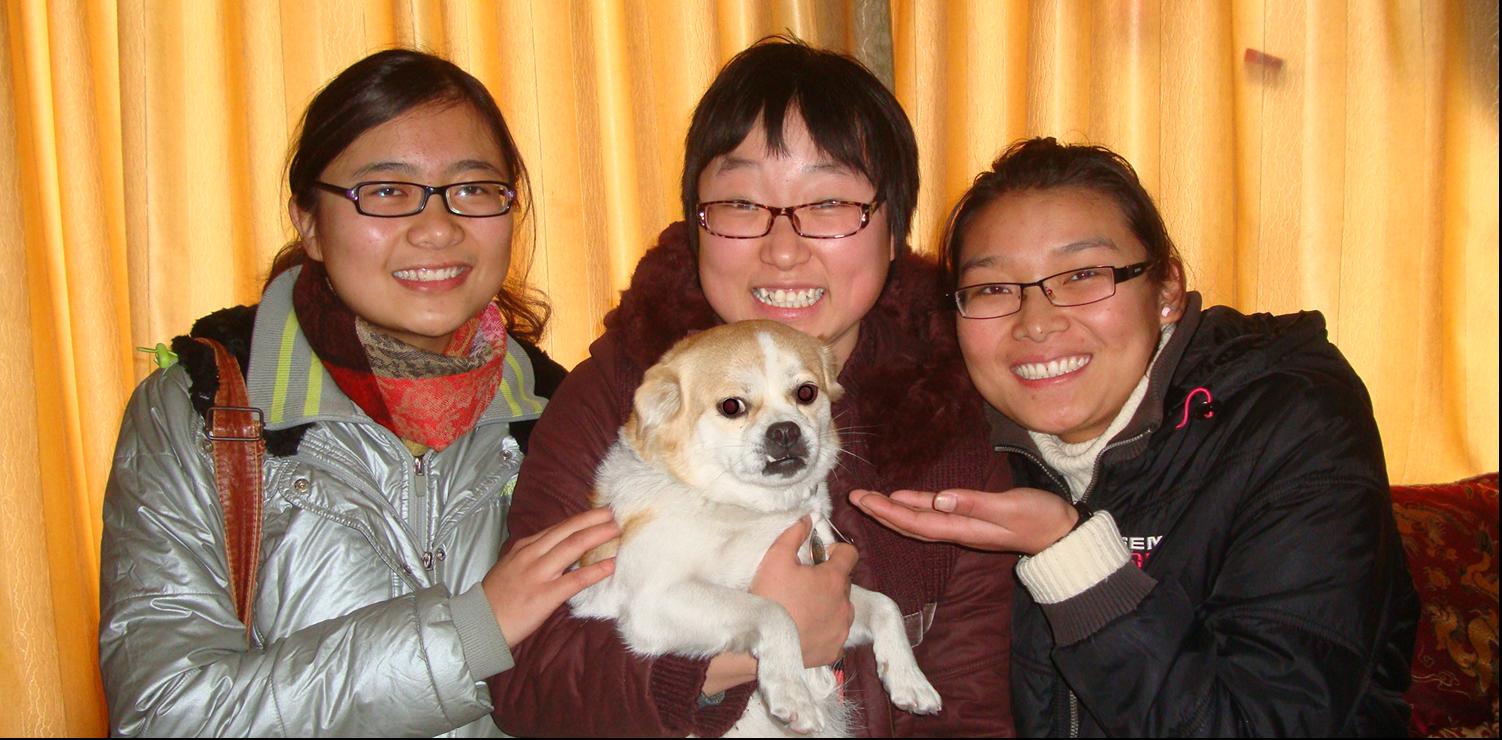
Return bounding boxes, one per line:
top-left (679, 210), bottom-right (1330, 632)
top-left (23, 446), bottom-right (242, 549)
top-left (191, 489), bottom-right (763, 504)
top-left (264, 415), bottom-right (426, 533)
top-left (795, 383), bottom-right (819, 405)
top-left (719, 397), bottom-right (747, 418)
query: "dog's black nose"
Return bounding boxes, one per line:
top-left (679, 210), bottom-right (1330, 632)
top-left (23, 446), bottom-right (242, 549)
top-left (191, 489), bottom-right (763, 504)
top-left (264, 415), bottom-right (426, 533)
top-left (763, 422), bottom-right (809, 477)
top-left (766, 421), bottom-right (801, 450)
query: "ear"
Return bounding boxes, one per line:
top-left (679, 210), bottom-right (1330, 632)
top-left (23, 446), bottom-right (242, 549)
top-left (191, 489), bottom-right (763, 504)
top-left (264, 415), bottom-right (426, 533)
top-left (1156, 261), bottom-right (1187, 325)
top-left (288, 197), bottom-right (323, 260)
top-left (819, 345), bottom-right (846, 404)
top-left (623, 365), bottom-right (682, 455)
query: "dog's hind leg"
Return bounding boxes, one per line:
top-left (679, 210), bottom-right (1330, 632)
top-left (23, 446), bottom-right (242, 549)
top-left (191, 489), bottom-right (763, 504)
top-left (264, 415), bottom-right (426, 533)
top-left (846, 586), bottom-right (942, 716)
top-left (620, 581), bottom-right (832, 735)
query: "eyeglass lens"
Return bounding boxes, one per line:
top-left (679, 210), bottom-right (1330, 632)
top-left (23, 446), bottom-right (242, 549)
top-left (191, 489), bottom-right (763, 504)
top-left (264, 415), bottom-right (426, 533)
top-left (702, 201), bottom-right (867, 238)
top-left (957, 267), bottom-right (1122, 319)
top-left (355, 182), bottom-right (512, 217)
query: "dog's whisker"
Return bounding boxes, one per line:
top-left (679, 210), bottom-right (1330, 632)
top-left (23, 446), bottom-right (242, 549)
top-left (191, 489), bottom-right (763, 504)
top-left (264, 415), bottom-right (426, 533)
top-left (836, 448), bottom-right (875, 468)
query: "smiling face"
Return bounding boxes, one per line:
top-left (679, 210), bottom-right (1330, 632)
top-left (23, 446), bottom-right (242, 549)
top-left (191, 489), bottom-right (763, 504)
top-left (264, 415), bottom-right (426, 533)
top-left (955, 187), bottom-right (1184, 443)
top-left (695, 113), bottom-right (894, 367)
top-left (290, 102), bottom-right (513, 353)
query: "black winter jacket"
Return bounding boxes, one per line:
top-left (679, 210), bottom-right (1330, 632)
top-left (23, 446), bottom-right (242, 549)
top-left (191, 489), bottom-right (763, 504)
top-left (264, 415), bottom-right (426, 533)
top-left (1003, 294), bottom-right (1418, 737)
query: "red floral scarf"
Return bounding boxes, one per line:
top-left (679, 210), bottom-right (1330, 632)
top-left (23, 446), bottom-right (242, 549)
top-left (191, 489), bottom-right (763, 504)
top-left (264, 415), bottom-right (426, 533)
top-left (292, 260), bottom-right (507, 451)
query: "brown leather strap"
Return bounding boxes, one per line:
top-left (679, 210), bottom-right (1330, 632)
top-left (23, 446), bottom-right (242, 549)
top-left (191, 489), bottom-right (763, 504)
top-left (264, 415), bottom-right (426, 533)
top-left (194, 337), bottom-right (264, 643)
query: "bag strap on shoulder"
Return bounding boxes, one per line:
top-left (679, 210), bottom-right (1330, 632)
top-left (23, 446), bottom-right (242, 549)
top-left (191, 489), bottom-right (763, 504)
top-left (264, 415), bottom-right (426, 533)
top-left (192, 336), bottom-right (264, 644)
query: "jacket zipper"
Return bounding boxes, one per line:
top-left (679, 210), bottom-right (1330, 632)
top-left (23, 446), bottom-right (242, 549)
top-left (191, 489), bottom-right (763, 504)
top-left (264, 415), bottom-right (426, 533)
top-left (413, 453), bottom-right (436, 574)
top-left (998, 426), bottom-right (1155, 738)
top-left (996, 427), bottom-right (1151, 507)
top-left (1077, 428), bottom-right (1151, 505)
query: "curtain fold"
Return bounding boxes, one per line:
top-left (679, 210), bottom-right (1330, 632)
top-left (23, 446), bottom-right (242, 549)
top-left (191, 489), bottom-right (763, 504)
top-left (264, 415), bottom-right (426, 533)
top-left (1, 0), bottom-right (1495, 734)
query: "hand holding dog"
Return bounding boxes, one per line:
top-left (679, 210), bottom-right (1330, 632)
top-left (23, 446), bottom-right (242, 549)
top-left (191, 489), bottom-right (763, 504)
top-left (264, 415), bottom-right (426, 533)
top-left (483, 507), bottom-right (620, 647)
top-left (850, 487), bottom-right (1077, 556)
top-left (752, 517), bottom-right (858, 668)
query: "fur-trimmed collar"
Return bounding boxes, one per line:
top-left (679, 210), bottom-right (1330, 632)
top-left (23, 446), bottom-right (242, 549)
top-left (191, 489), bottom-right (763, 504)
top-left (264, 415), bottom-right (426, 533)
top-left (601, 223), bottom-right (986, 486)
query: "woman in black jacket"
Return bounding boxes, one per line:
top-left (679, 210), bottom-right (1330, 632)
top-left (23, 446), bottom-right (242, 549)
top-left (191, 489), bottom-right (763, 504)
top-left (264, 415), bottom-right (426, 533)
top-left (851, 137), bottom-right (1418, 736)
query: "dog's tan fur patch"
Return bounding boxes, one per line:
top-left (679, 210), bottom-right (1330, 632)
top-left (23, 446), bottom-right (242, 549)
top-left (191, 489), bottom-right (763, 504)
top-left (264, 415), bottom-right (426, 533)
top-left (578, 507), bottom-right (653, 568)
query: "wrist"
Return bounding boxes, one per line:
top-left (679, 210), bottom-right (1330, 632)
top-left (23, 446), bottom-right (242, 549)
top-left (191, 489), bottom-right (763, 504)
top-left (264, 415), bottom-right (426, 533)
top-left (703, 652), bottom-right (757, 696)
top-left (1042, 496), bottom-right (1092, 551)
top-left (1068, 497), bottom-right (1094, 533)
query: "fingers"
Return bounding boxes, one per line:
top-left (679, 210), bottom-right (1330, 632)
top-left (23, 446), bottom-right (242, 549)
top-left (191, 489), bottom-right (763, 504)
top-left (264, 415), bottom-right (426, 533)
top-left (534, 519), bottom-right (622, 575)
top-left (848, 490), bottom-right (934, 536)
top-left (522, 506), bottom-right (617, 552)
top-left (776, 516), bottom-right (813, 547)
top-left (820, 541), bottom-right (859, 576)
top-left (555, 558), bottom-right (615, 596)
top-left (858, 508), bottom-right (940, 543)
top-left (887, 487), bottom-right (1018, 527)
top-left (887, 489), bottom-right (939, 509)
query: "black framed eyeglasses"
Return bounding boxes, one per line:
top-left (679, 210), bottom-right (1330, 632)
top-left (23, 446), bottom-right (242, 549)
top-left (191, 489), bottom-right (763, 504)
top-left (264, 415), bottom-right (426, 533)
top-left (951, 262), bottom-right (1151, 319)
top-left (314, 180), bottom-right (516, 218)
top-left (696, 199), bottom-right (880, 239)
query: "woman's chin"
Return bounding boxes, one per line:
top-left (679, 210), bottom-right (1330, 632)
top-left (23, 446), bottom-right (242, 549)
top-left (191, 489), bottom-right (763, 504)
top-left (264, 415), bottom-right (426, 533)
top-left (1003, 406), bottom-right (1089, 440)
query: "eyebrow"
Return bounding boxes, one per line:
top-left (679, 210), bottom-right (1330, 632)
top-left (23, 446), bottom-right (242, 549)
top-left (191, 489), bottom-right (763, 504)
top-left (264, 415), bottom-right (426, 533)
top-left (711, 155), bottom-right (854, 177)
top-left (957, 238), bottom-right (1120, 278)
top-left (350, 159), bottom-right (505, 180)
top-left (351, 161), bottom-right (415, 179)
top-left (1058, 237), bottom-right (1119, 255)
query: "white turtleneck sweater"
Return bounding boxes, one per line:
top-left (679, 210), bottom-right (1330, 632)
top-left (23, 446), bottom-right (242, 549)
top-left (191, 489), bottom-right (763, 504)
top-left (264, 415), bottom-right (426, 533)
top-left (1016, 324), bottom-right (1174, 605)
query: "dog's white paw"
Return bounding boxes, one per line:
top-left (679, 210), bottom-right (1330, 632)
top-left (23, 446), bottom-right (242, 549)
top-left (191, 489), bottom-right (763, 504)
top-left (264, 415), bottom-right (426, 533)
top-left (761, 675), bottom-right (829, 734)
top-left (879, 659), bottom-right (943, 715)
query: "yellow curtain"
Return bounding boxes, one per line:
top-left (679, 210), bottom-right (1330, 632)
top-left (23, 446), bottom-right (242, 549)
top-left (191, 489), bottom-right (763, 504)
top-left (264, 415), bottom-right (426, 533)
top-left (894, 0), bottom-right (1498, 485)
top-left (0, 0), bottom-right (1494, 734)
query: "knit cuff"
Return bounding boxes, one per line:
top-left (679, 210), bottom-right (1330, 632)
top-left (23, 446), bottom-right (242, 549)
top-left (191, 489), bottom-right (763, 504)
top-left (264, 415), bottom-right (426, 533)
top-left (650, 654), bottom-right (755, 737)
top-left (1037, 563), bottom-right (1157, 646)
top-left (449, 584), bottom-right (514, 680)
top-left (1017, 511), bottom-right (1131, 603)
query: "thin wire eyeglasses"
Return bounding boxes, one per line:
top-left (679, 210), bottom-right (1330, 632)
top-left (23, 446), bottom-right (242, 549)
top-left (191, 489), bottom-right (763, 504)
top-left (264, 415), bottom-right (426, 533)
top-left (313, 180), bottom-right (516, 218)
top-left (950, 262), bottom-right (1151, 319)
top-left (696, 199), bottom-right (881, 239)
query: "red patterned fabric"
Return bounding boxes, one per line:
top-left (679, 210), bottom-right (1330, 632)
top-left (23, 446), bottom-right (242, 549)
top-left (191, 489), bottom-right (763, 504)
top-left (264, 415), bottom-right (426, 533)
top-left (1391, 473), bottom-right (1499, 738)
top-left (293, 259), bottom-right (507, 451)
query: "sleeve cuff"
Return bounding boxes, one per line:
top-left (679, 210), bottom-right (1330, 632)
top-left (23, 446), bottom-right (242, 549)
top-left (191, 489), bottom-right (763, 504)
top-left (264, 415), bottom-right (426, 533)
top-left (651, 655), bottom-right (755, 737)
top-left (1017, 512), bottom-right (1158, 646)
top-left (450, 584), bottom-right (514, 680)
top-left (1017, 511), bottom-right (1131, 603)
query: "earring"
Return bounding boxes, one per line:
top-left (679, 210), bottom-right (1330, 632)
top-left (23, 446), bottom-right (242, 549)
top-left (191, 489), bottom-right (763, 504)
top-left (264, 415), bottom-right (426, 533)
top-left (1161, 306), bottom-right (1173, 317)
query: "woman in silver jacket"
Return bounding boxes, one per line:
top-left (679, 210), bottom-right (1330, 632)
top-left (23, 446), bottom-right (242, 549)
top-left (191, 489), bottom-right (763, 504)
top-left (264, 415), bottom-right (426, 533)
top-left (99, 49), bottom-right (617, 737)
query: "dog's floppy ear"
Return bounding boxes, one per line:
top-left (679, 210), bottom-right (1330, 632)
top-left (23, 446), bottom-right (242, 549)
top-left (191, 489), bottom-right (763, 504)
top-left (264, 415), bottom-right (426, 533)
top-left (624, 364), bottom-right (682, 454)
top-left (819, 344), bottom-right (846, 404)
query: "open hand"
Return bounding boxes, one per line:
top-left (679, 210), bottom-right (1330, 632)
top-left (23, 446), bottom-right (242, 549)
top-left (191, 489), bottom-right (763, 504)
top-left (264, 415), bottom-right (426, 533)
top-left (849, 487), bottom-right (1077, 556)
top-left (482, 507), bottom-right (620, 647)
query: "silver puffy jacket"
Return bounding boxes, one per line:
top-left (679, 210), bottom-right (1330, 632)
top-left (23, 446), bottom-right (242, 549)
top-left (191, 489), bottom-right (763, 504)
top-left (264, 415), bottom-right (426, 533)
top-left (99, 269), bottom-right (545, 736)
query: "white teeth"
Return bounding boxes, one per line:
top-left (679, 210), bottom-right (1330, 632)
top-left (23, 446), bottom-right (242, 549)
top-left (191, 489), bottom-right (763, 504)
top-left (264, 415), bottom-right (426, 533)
top-left (1013, 355), bottom-right (1091, 381)
top-left (753, 287), bottom-right (824, 309)
top-left (393, 266), bottom-right (465, 282)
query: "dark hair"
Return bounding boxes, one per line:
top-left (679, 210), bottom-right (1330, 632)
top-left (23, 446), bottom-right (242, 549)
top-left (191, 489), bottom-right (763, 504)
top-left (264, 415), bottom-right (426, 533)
top-left (681, 36), bottom-right (920, 252)
top-left (267, 48), bottom-right (548, 341)
top-left (939, 137), bottom-right (1185, 291)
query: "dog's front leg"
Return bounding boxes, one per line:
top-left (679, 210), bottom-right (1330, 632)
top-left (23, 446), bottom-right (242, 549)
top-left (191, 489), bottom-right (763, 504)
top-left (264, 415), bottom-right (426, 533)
top-left (622, 581), bottom-right (832, 734)
top-left (846, 586), bottom-right (942, 715)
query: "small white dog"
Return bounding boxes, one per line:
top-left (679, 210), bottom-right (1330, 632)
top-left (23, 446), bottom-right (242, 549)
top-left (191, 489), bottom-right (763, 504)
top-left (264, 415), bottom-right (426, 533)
top-left (569, 320), bottom-right (941, 737)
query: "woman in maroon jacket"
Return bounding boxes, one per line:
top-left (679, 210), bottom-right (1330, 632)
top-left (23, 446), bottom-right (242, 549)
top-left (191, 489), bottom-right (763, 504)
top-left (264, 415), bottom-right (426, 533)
top-left (489, 37), bottom-right (1015, 737)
